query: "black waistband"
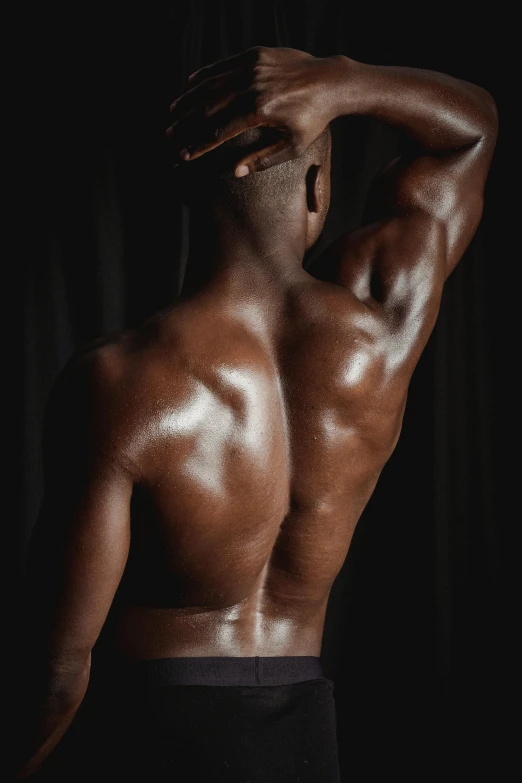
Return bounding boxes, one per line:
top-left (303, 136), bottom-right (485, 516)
top-left (124, 656), bottom-right (325, 687)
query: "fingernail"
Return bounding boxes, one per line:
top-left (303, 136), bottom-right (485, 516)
top-left (180, 148), bottom-right (191, 160)
top-left (236, 164), bottom-right (249, 177)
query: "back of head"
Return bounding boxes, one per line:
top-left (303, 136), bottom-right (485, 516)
top-left (180, 125), bottom-right (332, 224)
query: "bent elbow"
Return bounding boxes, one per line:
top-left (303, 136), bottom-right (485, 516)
top-left (476, 87), bottom-right (499, 144)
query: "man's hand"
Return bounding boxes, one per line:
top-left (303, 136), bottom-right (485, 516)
top-left (166, 46), bottom-right (339, 177)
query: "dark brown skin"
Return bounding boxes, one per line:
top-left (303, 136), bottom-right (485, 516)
top-left (17, 48), bottom-right (497, 777)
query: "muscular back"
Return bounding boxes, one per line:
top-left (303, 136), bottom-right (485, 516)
top-left (50, 248), bottom-right (439, 659)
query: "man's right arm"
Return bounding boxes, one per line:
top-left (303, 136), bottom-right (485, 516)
top-left (15, 353), bottom-right (132, 778)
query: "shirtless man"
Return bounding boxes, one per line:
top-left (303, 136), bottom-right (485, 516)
top-left (17, 48), bottom-right (497, 781)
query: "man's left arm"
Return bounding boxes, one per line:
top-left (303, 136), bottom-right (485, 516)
top-left (15, 356), bottom-right (132, 778)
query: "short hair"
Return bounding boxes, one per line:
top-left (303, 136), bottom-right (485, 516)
top-left (180, 125), bottom-right (331, 217)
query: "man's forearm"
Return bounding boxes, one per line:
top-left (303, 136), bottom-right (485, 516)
top-left (15, 656), bottom-right (91, 778)
top-left (327, 56), bottom-right (498, 152)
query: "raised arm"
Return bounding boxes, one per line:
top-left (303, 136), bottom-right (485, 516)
top-left (15, 355), bottom-right (132, 778)
top-left (167, 47), bottom-right (497, 360)
top-left (317, 56), bottom-right (497, 283)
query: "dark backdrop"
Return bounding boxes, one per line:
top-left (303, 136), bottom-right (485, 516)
top-left (19, 2), bottom-right (511, 779)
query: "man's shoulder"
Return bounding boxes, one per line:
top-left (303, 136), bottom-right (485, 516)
top-left (43, 325), bottom-right (179, 475)
top-left (42, 337), bottom-right (127, 458)
top-left (54, 308), bottom-right (184, 392)
top-left (49, 312), bottom-right (198, 428)
top-left (52, 331), bottom-right (131, 405)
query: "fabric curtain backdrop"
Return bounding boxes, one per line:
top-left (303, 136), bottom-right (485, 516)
top-left (20, 2), bottom-right (509, 778)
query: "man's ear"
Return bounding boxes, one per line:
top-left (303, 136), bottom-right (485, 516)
top-left (305, 164), bottom-right (322, 213)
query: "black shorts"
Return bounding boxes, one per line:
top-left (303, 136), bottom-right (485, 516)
top-left (41, 656), bottom-right (341, 782)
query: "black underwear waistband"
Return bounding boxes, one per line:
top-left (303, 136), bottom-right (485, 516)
top-left (123, 656), bottom-right (326, 687)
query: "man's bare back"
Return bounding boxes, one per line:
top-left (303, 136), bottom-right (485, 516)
top-left (17, 47), bottom-right (497, 778)
top-left (80, 267), bottom-right (411, 660)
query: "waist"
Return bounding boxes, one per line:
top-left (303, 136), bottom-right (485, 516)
top-left (113, 600), bottom-right (329, 659)
top-left (121, 655), bottom-right (326, 687)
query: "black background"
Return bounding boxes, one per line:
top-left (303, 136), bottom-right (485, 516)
top-left (18, 2), bottom-right (512, 779)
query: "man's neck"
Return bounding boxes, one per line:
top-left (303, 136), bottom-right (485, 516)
top-left (180, 206), bottom-right (309, 300)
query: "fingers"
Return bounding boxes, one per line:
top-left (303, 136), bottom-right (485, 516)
top-left (169, 82), bottom-right (201, 117)
top-left (167, 87), bottom-right (239, 144)
top-left (186, 47), bottom-right (260, 89)
top-left (167, 90), bottom-right (259, 160)
top-left (187, 53), bottom-right (245, 89)
top-left (234, 138), bottom-right (298, 177)
top-left (172, 110), bottom-right (262, 162)
top-left (171, 63), bottom-right (251, 122)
